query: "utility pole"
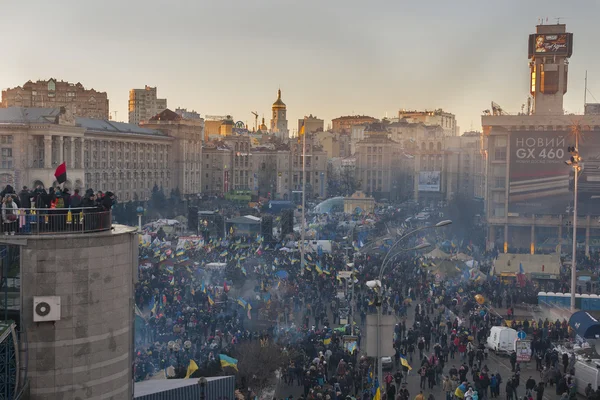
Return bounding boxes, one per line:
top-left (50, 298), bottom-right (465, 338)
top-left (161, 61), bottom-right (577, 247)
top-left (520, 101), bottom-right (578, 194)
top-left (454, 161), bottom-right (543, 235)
top-left (300, 132), bottom-right (306, 276)
top-left (567, 132), bottom-right (582, 312)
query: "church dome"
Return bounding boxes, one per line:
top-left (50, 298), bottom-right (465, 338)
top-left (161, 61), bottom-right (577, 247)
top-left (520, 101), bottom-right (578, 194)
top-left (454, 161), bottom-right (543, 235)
top-left (272, 89), bottom-right (286, 109)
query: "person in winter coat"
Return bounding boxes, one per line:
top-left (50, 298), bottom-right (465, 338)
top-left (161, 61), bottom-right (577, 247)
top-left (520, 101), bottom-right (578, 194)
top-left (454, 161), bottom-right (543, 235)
top-left (525, 377), bottom-right (537, 396)
top-left (535, 382), bottom-right (544, 400)
top-left (2, 195), bottom-right (19, 234)
top-left (18, 187), bottom-right (31, 209)
top-left (69, 188), bottom-right (82, 208)
top-left (443, 376), bottom-right (454, 400)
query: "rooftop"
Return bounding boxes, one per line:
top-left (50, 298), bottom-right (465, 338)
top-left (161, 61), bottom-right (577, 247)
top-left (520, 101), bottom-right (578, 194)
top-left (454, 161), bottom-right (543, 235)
top-left (0, 107), bottom-right (168, 137)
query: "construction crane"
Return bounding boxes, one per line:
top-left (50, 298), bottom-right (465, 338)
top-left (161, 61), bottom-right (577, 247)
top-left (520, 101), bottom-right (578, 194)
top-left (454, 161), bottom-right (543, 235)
top-left (251, 111), bottom-right (259, 131)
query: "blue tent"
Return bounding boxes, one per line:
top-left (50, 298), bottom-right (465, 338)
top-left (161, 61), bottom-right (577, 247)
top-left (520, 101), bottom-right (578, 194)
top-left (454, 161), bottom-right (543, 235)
top-left (569, 311), bottom-right (600, 339)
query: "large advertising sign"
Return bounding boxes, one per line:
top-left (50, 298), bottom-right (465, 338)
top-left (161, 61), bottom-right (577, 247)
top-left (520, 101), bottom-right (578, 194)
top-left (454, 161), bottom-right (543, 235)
top-left (418, 171), bottom-right (441, 192)
top-left (528, 33), bottom-right (573, 57)
top-left (509, 130), bottom-right (600, 215)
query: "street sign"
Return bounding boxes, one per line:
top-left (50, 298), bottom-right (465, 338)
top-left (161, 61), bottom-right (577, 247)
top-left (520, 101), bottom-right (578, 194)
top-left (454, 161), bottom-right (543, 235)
top-left (515, 339), bottom-right (532, 362)
top-left (517, 330), bottom-right (527, 340)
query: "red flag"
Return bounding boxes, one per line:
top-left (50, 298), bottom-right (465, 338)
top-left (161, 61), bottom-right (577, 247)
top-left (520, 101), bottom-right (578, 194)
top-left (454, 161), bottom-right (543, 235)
top-left (54, 162), bottom-right (67, 184)
top-left (223, 281), bottom-right (229, 293)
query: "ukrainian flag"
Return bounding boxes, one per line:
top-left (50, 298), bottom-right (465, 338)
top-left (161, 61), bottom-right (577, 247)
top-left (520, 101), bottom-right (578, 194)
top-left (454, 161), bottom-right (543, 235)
top-left (237, 298), bottom-right (248, 308)
top-left (201, 281), bottom-right (206, 293)
top-left (220, 250), bottom-right (228, 257)
top-left (323, 337), bottom-right (331, 345)
top-left (399, 354), bottom-right (412, 370)
top-left (207, 294), bottom-right (215, 306)
top-left (315, 263), bottom-right (323, 275)
top-left (219, 354), bottom-right (238, 371)
top-left (176, 249), bottom-right (185, 257)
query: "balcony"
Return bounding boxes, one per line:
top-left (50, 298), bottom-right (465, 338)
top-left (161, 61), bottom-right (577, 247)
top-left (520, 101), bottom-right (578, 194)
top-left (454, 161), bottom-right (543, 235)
top-left (0, 208), bottom-right (112, 235)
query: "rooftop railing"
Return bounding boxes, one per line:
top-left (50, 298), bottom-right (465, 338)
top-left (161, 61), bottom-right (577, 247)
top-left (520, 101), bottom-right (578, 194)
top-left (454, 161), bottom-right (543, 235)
top-left (0, 207), bottom-right (112, 235)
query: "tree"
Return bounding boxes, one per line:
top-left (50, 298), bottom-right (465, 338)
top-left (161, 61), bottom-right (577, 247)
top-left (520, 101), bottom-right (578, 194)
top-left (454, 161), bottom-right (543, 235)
top-left (150, 183), bottom-right (167, 216)
top-left (230, 341), bottom-right (298, 396)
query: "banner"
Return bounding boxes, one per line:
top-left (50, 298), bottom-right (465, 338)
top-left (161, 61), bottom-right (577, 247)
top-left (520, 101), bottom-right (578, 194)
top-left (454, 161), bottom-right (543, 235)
top-left (418, 171), bottom-right (440, 192)
top-left (509, 130), bottom-right (600, 215)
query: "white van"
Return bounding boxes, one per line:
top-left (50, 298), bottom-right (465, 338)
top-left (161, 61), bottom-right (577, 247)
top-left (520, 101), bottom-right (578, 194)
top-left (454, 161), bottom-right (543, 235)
top-left (486, 327), bottom-right (517, 354)
top-left (574, 360), bottom-right (600, 396)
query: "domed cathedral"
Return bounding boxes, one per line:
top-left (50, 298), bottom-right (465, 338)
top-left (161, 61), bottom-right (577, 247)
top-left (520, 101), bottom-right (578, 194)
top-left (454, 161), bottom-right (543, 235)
top-left (270, 89), bottom-right (289, 140)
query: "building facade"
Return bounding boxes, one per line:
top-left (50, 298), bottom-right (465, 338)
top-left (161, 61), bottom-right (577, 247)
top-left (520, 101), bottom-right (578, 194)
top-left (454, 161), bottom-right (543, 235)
top-left (270, 89), bottom-right (289, 140)
top-left (128, 86), bottom-right (167, 124)
top-left (142, 109), bottom-right (204, 196)
top-left (1, 79), bottom-right (109, 119)
top-left (298, 114), bottom-right (324, 135)
top-left (481, 23), bottom-right (600, 255)
top-left (332, 115), bottom-right (378, 134)
top-left (0, 107), bottom-right (183, 201)
top-left (398, 109), bottom-right (458, 136)
top-left (355, 133), bottom-right (403, 200)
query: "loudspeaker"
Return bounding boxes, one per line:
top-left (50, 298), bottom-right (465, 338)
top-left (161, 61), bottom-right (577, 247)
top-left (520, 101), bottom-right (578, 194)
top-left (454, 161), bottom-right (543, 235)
top-left (261, 215), bottom-right (273, 243)
top-left (188, 206), bottom-right (198, 233)
top-left (281, 209), bottom-right (294, 236)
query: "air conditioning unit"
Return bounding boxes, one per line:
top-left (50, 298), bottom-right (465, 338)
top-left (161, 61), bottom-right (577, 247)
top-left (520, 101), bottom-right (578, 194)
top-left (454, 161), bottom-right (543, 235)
top-left (33, 296), bottom-right (61, 322)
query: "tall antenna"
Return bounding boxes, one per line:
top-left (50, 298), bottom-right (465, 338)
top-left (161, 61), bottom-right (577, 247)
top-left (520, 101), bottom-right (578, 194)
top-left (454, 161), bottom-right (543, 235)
top-left (555, 17), bottom-right (565, 24)
top-left (584, 70), bottom-right (588, 106)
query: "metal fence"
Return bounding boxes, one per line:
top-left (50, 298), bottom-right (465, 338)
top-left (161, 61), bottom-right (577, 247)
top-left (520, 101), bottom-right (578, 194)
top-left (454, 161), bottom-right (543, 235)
top-left (0, 208), bottom-right (112, 235)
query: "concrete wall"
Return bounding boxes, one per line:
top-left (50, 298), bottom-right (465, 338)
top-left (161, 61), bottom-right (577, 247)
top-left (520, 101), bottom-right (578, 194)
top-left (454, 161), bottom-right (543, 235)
top-left (20, 225), bottom-right (138, 400)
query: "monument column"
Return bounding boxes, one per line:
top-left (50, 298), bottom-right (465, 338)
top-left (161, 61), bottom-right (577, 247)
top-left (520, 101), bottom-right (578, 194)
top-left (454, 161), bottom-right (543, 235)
top-left (44, 135), bottom-right (52, 169)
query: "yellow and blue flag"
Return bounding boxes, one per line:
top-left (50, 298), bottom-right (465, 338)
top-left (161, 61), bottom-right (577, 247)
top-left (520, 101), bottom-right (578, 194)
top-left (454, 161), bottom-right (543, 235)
top-left (219, 354), bottom-right (238, 371)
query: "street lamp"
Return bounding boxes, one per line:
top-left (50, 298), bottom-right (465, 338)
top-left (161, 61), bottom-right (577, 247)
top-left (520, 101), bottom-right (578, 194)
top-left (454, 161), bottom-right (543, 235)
top-left (373, 220), bottom-right (451, 381)
top-left (566, 144), bottom-right (582, 312)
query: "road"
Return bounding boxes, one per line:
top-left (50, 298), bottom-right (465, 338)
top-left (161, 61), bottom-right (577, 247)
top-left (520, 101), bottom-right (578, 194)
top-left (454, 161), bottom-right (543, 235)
top-left (275, 299), bottom-right (569, 400)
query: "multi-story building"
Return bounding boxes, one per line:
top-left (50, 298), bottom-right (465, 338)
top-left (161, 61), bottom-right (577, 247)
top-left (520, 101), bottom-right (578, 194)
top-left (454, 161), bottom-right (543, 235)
top-left (142, 109), bottom-right (203, 196)
top-left (201, 142), bottom-right (233, 195)
top-left (223, 136), bottom-right (253, 191)
top-left (1, 78), bottom-right (109, 119)
top-left (316, 131), bottom-right (351, 159)
top-left (298, 114), bottom-right (324, 135)
top-left (252, 144), bottom-right (291, 199)
top-left (444, 132), bottom-right (485, 200)
top-left (398, 109), bottom-right (458, 136)
top-left (175, 107), bottom-right (202, 120)
top-left (332, 115), bottom-right (378, 134)
top-left (128, 85), bottom-right (167, 124)
top-left (481, 23), bottom-right (600, 254)
top-left (270, 89), bottom-right (289, 139)
top-left (289, 134), bottom-right (328, 199)
top-left (0, 106), bottom-right (215, 202)
top-left (355, 133), bottom-right (403, 200)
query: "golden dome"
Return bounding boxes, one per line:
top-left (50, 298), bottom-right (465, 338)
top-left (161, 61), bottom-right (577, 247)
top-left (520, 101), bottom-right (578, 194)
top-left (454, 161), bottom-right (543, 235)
top-left (272, 89), bottom-right (286, 109)
top-left (259, 117), bottom-right (268, 131)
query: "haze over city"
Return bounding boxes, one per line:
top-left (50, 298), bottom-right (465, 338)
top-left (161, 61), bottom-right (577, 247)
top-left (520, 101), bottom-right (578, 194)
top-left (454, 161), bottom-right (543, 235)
top-left (2, 0), bottom-right (600, 132)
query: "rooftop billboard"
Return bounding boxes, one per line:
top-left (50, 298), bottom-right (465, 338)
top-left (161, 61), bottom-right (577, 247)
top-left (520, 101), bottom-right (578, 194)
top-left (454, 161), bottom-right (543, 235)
top-left (509, 130), bottom-right (600, 215)
top-left (528, 33), bottom-right (573, 58)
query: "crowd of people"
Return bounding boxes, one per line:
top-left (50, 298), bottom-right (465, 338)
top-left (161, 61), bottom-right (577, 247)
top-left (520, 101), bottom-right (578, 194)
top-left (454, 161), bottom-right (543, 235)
top-left (131, 201), bottom-right (589, 400)
top-left (0, 184), bottom-right (114, 233)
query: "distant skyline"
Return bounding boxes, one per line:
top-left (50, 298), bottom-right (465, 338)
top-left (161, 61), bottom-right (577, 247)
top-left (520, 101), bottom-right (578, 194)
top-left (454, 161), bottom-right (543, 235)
top-left (2, 0), bottom-right (599, 134)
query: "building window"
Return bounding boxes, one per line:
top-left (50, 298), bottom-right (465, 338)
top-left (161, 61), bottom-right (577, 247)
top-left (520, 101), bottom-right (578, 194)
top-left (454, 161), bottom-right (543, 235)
top-left (1, 136), bottom-right (13, 145)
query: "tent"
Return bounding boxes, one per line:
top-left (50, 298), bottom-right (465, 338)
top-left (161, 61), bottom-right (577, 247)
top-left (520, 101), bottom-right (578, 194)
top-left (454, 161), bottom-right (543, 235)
top-left (569, 311), bottom-right (600, 339)
top-left (454, 253), bottom-right (473, 262)
top-left (424, 247), bottom-right (451, 260)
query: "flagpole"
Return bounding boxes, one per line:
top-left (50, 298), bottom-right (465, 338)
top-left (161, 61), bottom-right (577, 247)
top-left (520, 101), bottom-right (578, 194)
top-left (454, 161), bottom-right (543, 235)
top-left (300, 130), bottom-right (306, 276)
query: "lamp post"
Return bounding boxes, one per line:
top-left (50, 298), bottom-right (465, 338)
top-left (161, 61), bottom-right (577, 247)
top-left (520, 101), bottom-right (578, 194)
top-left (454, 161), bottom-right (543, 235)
top-left (136, 206), bottom-right (145, 231)
top-left (371, 219), bottom-right (452, 381)
top-left (566, 143), bottom-right (582, 312)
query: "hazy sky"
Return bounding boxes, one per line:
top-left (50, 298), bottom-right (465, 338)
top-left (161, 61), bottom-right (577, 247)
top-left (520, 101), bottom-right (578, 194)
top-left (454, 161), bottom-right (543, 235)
top-left (2, 0), bottom-right (599, 134)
